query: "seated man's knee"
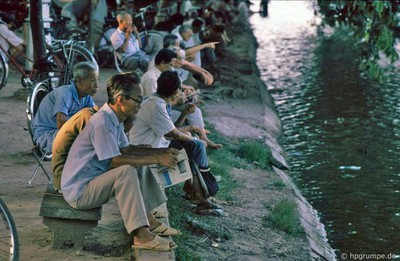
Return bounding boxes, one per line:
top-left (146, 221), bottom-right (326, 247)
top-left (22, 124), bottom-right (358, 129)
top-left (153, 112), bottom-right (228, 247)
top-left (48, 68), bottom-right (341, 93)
top-left (117, 165), bottom-right (138, 180)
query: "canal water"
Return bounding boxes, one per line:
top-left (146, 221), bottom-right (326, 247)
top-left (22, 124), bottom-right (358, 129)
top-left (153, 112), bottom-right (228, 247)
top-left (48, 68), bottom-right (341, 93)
top-left (249, 0), bottom-right (400, 256)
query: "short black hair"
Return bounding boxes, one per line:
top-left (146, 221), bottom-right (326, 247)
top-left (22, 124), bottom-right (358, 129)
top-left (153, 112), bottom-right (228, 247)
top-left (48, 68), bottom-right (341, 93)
top-left (163, 34), bottom-right (178, 48)
top-left (157, 71), bottom-right (181, 97)
top-left (154, 48), bottom-right (177, 66)
top-left (192, 18), bottom-right (204, 29)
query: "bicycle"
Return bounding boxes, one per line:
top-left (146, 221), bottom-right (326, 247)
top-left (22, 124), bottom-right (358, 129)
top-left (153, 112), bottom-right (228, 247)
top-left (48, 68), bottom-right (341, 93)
top-left (0, 197), bottom-right (19, 261)
top-left (25, 31), bottom-right (97, 162)
top-left (0, 28), bottom-right (95, 91)
top-left (0, 29), bottom-right (96, 164)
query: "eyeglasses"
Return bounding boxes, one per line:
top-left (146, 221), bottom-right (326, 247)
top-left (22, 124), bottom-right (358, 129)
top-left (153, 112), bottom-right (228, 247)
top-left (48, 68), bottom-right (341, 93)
top-left (125, 95), bottom-right (143, 105)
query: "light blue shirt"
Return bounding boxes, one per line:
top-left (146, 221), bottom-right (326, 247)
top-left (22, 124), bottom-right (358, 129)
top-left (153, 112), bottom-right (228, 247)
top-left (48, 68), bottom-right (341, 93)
top-left (31, 83), bottom-right (95, 140)
top-left (61, 103), bottom-right (129, 203)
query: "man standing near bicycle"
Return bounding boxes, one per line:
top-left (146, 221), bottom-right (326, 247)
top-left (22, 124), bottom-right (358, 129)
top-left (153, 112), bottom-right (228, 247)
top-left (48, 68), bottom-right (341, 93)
top-left (111, 11), bottom-right (151, 73)
top-left (31, 61), bottom-right (98, 152)
top-left (0, 17), bottom-right (24, 60)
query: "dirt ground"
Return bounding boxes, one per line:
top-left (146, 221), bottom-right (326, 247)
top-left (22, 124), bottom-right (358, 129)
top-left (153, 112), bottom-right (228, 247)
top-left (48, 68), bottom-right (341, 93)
top-left (0, 26), bottom-right (310, 260)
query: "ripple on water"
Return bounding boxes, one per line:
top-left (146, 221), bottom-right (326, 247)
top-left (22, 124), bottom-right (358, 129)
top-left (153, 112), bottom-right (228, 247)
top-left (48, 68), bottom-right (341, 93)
top-left (252, 0), bottom-right (400, 255)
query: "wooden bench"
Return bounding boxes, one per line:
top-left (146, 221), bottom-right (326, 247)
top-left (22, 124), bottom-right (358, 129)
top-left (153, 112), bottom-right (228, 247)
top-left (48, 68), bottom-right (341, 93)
top-left (39, 184), bottom-right (102, 249)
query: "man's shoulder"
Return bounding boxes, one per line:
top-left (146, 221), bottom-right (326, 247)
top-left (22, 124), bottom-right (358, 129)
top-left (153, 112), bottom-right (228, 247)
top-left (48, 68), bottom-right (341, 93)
top-left (140, 96), bottom-right (164, 111)
top-left (142, 67), bottom-right (159, 80)
top-left (110, 28), bottom-right (123, 44)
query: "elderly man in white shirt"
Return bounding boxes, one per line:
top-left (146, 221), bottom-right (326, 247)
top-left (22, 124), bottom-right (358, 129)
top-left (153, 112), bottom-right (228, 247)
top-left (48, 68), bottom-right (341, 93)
top-left (111, 11), bottom-right (151, 72)
top-left (0, 19), bottom-right (23, 59)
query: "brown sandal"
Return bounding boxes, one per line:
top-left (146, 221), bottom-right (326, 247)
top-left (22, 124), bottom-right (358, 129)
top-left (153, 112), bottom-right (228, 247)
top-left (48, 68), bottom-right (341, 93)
top-left (132, 235), bottom-right (177, 251)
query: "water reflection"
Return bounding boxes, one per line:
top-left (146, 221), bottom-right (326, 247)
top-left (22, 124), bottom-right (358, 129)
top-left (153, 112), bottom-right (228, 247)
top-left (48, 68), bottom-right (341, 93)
top-left (250, 0), bottom-right (400, 255)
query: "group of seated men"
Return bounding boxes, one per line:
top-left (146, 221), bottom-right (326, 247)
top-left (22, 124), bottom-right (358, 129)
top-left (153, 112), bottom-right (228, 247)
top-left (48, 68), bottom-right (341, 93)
top-left (30, 7), bottom-right (230, 251)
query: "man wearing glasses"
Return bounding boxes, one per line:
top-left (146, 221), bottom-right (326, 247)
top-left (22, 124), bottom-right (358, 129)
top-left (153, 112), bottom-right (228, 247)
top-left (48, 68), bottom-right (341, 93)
top-left (61, 72), bottom-right (180, 251)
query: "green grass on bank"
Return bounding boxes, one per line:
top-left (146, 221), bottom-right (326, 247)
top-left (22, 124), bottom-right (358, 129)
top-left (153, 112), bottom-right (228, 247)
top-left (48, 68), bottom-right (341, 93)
top-left (166, 127), bottom-right (273, 260)
top-left (262, 198), bottom-right (301, 236)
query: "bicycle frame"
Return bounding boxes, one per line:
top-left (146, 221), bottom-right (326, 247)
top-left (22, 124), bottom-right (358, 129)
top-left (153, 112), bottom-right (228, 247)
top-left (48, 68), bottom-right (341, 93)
top-left (0, 44), bottom-right (35, 86)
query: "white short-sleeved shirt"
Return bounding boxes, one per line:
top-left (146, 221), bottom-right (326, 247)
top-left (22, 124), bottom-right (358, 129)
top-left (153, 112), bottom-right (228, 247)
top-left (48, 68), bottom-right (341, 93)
top-left (61, 103), bottom-right (129, 203)
top-left (129, 95), bottom-right (175, 148)
top-left (0, 23), bottom-right (23, 53)
top-left (141, 65), bottom-right (161, 97)
top-left (111, 28), bottom-right (140, 63)
top-left (172, 26), bottom-right (201, 67)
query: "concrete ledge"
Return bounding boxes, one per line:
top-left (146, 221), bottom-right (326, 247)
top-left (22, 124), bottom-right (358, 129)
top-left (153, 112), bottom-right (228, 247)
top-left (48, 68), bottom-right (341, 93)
top-left (273, 166), bottom-right (337, 261)
top-left (39, 184), bottom-right (102, 249)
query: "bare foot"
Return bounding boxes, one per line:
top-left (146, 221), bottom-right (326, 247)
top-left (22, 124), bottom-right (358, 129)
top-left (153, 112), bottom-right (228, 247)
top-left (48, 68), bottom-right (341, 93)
top-left (133, 227), bottom-right (156, 245)
top-left (205, 138), bottom-right (222, 149)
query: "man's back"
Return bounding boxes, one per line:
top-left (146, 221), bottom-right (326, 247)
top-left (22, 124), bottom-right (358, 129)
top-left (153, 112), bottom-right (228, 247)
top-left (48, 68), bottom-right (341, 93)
top-left (0, 23), bottom-right (23, 53)
top-left (32, 84), bottom-right (94, 133)
top-left (130, 95), bottom-right (175, 148)
top-left (140, 66), bottom-right (161, 97)
top-left (31, 83), bottom-right (95, 151)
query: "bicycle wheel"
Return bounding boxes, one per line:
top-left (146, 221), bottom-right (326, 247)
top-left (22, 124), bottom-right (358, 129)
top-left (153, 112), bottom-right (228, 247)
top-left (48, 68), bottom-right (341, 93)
top-left (0, 198), bottom-right (19, 261)
top-left (139, 30), bottom-right (164, 56)
top-left (26, 81), bottom-right (52, 160)
top-left (60, 44), bottom-right (97, 86)
top-left (0, 52), bottom-right (9, 90)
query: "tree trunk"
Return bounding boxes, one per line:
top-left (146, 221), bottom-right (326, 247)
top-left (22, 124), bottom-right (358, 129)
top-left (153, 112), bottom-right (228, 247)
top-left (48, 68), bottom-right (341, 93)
top-left (30, 0), bottom-right (50, 79)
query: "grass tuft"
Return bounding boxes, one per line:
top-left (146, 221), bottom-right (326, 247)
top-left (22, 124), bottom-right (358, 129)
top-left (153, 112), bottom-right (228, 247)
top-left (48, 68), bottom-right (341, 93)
top-left (237, 140), bottom-right (272, 169)
top-left (263, 198), bottom-right (300, 235)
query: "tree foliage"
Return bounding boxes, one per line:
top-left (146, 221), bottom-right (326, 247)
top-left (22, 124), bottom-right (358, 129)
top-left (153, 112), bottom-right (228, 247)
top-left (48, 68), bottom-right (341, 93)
top-left (316, 0), bottom-right (400, 81)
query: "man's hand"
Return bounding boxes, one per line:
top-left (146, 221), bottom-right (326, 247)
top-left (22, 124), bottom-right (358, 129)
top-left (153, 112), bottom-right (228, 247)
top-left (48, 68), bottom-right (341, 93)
top-left (201, 71), bottom-right (214, 86)
top-left (131, 24), bottom-right (139, 34)
top-left (158, 148), bottom-right (180, 168)
top-left (125, 25), bottom-right (133, 38)
top-left (206, 42), bottom-right (219, 49)
top-left (182, 103), bottom-right (196, 116)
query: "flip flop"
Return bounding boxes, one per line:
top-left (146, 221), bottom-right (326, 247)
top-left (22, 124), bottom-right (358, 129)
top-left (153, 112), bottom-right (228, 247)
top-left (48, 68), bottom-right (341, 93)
top-left (151, 210), bottom-right (168, 218)
top-left (132, 235), bottom-right (177, 251)
top-left (151, 223), bottom-right (182, 236)
top-left (196, 207), bottom-right (228, 217)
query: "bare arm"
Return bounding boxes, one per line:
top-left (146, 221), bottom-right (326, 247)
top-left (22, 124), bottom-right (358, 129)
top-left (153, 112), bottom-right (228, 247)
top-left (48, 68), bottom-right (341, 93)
top-left (185, 42), bottom-right (218, 57)
top-left (56, 112), bottom-right (68, 129)
top-left (174, 103), bottom-right (196, 127)
top-left (165, 128), bottom-right (195, 142)
top-left (110, 146), bottom-right (179, 169)
top-left (181, 60), bottom-right (214, 86)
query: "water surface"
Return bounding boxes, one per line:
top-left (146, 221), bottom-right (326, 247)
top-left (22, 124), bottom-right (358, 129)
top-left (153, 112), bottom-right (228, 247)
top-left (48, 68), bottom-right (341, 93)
top-left (250, 0), bottom-right (400, 255)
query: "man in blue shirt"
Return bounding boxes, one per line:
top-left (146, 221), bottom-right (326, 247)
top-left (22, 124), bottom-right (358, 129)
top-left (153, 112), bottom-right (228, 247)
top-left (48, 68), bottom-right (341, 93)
top-left (61, 72), bottom-right (180, 251)
top-left (31, 61), bottom-right (98, 152)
